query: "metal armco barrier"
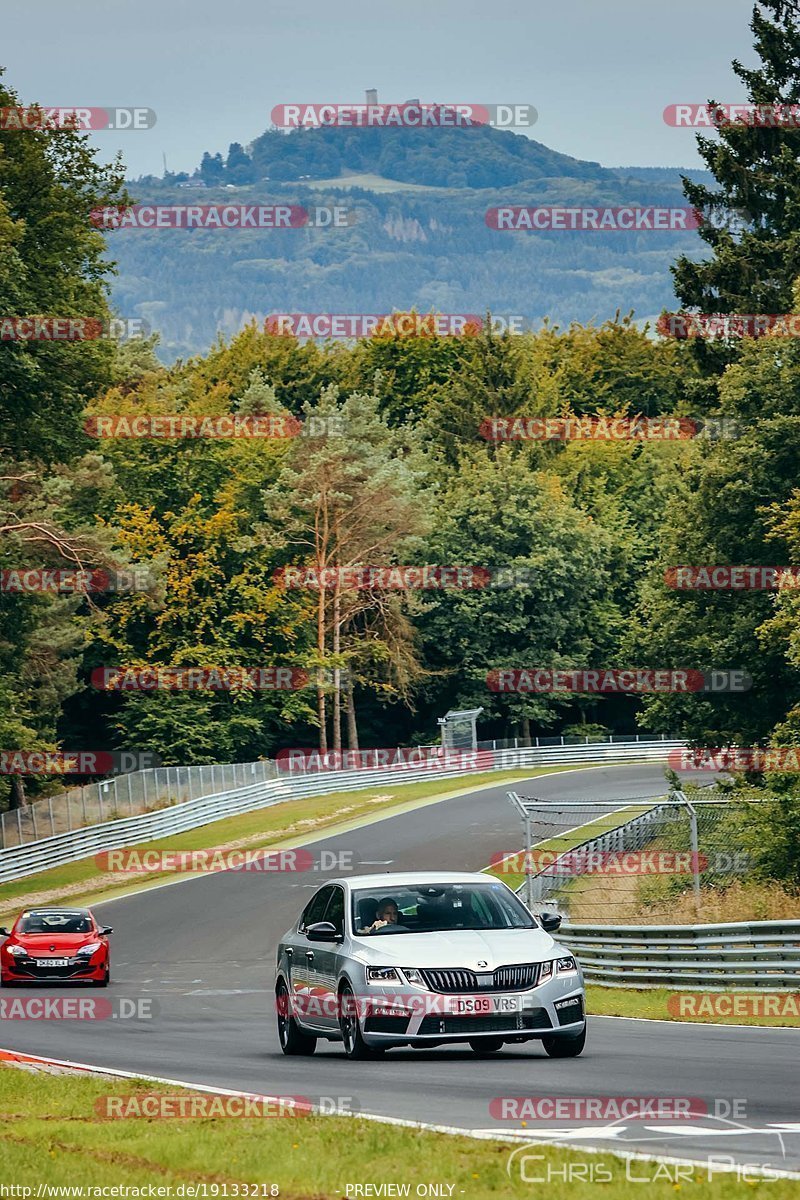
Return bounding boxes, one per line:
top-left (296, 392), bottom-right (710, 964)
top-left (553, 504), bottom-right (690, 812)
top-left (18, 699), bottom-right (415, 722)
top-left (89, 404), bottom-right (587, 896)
top-left (0, 739), bottom-right (681, 884)
top-left (559, 920), bottom-right (800, 989)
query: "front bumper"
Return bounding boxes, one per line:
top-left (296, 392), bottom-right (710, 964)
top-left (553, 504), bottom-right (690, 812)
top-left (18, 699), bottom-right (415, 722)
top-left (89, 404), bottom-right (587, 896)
top-left (355, 973), bottom-right (585, 1045)
top-left (1, 953), bottom-right (107, 983)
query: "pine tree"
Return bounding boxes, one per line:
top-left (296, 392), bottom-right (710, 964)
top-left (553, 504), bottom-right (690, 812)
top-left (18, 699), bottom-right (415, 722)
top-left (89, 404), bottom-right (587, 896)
top-left (673, 1), bottom-right (800, 315)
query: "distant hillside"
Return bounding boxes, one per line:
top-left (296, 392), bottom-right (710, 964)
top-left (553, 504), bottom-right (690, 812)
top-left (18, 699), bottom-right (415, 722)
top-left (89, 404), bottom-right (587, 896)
top-left (195, 124), bottom-right (611, 189)
top-left (113, 123), bottom-right (712, 361)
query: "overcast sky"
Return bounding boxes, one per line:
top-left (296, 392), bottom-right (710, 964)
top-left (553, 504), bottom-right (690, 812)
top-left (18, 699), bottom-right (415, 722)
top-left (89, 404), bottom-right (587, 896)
top-left (3, 0), bottom-right (758, 180)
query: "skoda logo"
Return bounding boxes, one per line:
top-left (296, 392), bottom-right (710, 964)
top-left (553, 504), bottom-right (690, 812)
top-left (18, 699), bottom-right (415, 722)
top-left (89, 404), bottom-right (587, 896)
top-left (477, 960), bottom-right (488, 968)
top-left (50, 945), bottom-right (55, 952)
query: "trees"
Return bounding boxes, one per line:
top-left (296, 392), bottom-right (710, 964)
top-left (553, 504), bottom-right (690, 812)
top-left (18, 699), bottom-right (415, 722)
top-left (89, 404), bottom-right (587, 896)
top-left (262, 386), bottom-right (428, 751)
top-left (416, 451), bottom-right (617, 737)
top-left (673, 1), bottom-right (800, 318)
top-left (634, 372), bottom-right (800, 745)
top-left (0, 71), bottom-right (130, 806)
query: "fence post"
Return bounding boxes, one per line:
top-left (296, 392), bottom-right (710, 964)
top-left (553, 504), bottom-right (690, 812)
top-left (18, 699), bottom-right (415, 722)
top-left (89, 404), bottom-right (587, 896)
top-left (526, 812), bottom-right (533, 913)
top-left (49, 797), bottom-right (55, 836)
top-left (688, 805), bottom-right (701, 917)
top-left (98, 787), bottom-right (104, 823)
top-left (31, 804), bottom-right (38, 839)
top-left (82, 785), bottom-right (87, 826)
top-left (674, 790), bottom-right (701, 917)
top-left (66, 793), bottom-right (72, 831)
top-left (128, 773), bottom-right (134, 815)
top-left (143, 771), bottom-right (149, 810)
top-left (17, 807), bottom-right (22, 845)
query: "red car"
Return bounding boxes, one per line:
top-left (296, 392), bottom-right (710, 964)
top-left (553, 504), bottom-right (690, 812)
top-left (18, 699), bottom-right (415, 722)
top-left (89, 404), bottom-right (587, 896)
top-left (0, 907), bottom-right (112, 987)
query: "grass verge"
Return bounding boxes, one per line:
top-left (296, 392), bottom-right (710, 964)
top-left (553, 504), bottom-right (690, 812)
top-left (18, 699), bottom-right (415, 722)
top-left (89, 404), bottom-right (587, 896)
top-left (0, 764), bottom-right (595, 920)
top-left (0, 1063), bottom-right (795, 1195)
top-left (586, 984), bottom-right (800, 1027)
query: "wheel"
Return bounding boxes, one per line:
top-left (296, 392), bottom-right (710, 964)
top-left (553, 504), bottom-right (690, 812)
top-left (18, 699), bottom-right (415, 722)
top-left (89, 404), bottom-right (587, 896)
top-left (542, 1024), bottom-right (586, 1057)
top-left (469, 1038), bottom-right (504, 1054)
top-left (338, 982), bottom-right (382, 1059)
top-left (276, 981), bottom-right (317, 1056)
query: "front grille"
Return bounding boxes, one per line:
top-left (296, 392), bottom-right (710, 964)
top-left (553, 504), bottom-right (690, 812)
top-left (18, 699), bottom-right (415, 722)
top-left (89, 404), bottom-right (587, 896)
top-left (494, 963), bottom-right (540, 990)
top-left (364, 1015), bottom-right (410, 1034)
top-left (14, 958), bottom-right (93, 979)
top-left (418, 963), bottom-right (541, 993)
top-left (417, 1009), bottom-right (551, 1036)
top-left (419, 968), bottom-right (477, 993)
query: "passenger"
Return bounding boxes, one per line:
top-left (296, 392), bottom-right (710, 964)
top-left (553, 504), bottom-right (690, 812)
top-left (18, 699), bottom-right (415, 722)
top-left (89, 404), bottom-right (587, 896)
top-left (365, 898), bottom-right (400, 933)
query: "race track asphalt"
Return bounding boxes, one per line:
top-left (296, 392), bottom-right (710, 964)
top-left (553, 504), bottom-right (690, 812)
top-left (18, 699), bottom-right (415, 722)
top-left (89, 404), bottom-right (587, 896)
top-left (2, 762), bottom-right (799, 1175)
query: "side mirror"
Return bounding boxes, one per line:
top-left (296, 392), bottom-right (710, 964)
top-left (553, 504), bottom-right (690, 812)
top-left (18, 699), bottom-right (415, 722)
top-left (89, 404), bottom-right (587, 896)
top-left (99, 927), bottom-right (113, 935)
top-left (306, 921), bottom-right (340, 943)
top-left (539, 912), bottom-right (562, 933)
top-left (0, 928), bottom-right (9, 937)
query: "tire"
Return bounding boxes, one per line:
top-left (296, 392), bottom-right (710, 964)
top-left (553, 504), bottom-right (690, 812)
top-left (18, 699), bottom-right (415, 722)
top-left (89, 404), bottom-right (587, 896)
top-left (469, 1038), bottom-right (504, 1054)
top-left (338, 982), bottom-right (382, 1059)
top-left (542, 1024), bottom-right (586, 1058)
top-left (276, 981), bottom-right (317, 1056)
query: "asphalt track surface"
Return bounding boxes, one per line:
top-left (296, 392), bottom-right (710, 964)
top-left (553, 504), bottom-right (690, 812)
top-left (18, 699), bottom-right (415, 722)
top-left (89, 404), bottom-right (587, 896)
top-left (2, 763), bottom-right (799, 1174)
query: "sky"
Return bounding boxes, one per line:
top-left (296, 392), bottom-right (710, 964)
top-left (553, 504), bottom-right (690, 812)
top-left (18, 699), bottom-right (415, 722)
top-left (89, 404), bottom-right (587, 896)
top-left (2, 0), bottom-right (758, 180)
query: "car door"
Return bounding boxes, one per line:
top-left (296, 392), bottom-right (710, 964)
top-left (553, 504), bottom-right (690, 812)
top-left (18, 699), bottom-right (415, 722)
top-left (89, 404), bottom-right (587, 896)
top-left (312, 885), bottom-right (346, 1033)
top-left (289, 885), bottom-right (334, 1028)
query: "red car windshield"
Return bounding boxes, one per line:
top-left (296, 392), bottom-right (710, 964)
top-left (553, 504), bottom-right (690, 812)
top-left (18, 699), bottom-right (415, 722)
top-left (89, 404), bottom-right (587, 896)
top-left (17, 913), bottom-right (93, 934)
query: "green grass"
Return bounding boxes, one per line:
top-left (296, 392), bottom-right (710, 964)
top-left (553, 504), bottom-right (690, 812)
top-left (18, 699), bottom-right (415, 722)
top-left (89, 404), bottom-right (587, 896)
top-left (0, 764), bottom-right (596, 920)
top-left (1, 1064), bottom-right (796, 1195)
top-left (586, 985), bottom-right (800, 1027)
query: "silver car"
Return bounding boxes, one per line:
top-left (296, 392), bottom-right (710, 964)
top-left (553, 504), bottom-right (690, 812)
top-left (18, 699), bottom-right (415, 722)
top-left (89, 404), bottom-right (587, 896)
top-left (275, 871), bottom-right (586, 1059)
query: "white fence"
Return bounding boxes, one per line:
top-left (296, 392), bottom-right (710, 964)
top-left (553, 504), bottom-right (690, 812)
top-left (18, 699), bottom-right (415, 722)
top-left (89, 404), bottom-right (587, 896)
top-left (0, 738), bottom-right (681, 884)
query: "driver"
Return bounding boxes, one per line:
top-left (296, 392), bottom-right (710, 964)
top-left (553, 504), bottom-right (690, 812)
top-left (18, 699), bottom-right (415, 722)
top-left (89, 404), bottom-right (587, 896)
top-left (365, 898), bottom-right (399, 933)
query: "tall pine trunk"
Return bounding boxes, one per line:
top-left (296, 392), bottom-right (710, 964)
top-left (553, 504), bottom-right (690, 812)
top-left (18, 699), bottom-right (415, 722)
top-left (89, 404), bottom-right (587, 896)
top-left (332, 583), bottom-right (342, 751)
top-left (317, 585), bottom-right (328, 753)
top-left (8, 775), bottom-right (26, 810)
top-left (345, 673), bottom-right (359, 751)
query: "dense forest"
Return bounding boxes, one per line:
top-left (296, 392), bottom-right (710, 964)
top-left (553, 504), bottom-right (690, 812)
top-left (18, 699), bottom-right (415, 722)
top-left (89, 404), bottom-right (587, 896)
top-left (2, 0), bottom-right (800, 816)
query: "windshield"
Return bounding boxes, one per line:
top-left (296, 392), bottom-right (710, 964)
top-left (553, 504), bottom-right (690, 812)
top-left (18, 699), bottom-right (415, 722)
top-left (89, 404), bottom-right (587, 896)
top-left (351, 882), bottom-right (536, 935)
top-left (17, 912), bottom-right (93, 934)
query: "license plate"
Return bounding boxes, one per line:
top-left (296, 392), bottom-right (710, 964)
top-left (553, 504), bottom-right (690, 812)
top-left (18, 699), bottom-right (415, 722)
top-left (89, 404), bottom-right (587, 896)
top-left (453, 995), bottom-right (521, 1014)
top-left (38, 958), bottom-right (70, 967)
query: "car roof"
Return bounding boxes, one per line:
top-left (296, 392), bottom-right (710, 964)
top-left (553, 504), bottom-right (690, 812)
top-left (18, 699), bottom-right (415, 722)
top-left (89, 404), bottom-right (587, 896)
top-left (328, 871), bottom-right (501, 890)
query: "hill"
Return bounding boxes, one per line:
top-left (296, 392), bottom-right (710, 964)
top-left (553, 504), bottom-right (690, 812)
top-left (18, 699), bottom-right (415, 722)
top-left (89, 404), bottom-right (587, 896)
top-left (111, 123), bottom-right (712, 360)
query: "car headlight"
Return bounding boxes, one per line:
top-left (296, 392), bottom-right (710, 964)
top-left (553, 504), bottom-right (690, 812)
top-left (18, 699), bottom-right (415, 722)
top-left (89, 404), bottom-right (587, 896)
top-left (557, 956), bottom-right (578, 975)
top-left (401, 968), bottom-right (426, 987)
top-left (365, 966), bottom-right (401, 984)
top-left (76, 942), bottom-right (102, 957)
top-left (539, 960), bottom-right (553, 982)
top-left (7, 945), bottom-right (27, 958)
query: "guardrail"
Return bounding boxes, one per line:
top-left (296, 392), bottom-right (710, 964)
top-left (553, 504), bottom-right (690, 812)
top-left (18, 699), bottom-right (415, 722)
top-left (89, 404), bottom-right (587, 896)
top-left (559, 920), bottom-right (800, 989)
top-left (0, 739), bottom-right (682, 884)
top-left (0, 733), bottom-right (675, 850)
